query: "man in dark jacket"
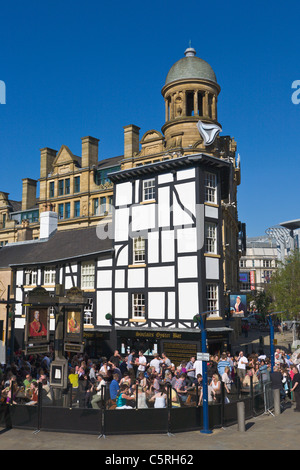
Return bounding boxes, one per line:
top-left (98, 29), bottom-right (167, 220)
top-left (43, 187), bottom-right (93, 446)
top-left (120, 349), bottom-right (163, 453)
top-left (291, 366), bottom-right (300, 412)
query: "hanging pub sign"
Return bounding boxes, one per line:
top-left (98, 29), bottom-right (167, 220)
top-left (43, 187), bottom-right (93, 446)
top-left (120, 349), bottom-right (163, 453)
top-left (25, 306), bottom-right (50, 354)
top-left (24, 287), bottom-right (58, 354)
top-left (64, 306), bottom-right (84, 353)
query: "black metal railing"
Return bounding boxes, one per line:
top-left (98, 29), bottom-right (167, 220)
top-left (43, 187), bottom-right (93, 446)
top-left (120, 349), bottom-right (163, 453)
top-left (0, 376), bottom-right (270, 435)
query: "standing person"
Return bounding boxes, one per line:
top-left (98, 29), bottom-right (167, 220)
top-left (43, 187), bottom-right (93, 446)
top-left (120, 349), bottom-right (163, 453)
top-left (149, 353), bottom-right (162, 375)
top-left (136, 350), bottom-right (147, 378)
top-left (290, 366), bottom-right (300, 412)
top-left (217, 353), bottom-right (232, 377)
top-left (237, 351), bottom-right (248, 383)
top-left (221, 366), bottom-right (232, 397)
top-left (211, 374), bottom-right (221, 403)
top-left (161, 352), bottom-right (172, 379)
top-left (127, 349), bottom-right (136, 382)
top-left (109, 350), bottom-right (121, 368)
top-left (186, 356), bottom-right (196, 386)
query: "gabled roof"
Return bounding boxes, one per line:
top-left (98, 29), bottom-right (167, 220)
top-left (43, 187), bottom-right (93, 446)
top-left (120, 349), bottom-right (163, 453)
top-left (0, 224), bottom-right (113, 269)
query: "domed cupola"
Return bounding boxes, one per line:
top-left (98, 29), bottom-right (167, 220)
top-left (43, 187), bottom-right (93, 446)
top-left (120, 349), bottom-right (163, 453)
top-left (161, 46), bottom-right (221, 151)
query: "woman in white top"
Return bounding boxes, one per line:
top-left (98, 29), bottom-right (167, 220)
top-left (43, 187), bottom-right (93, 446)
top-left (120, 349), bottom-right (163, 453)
top-left (211, 374), bottom-right (221, 403)
top-left (150, 386), bottom-right (167, 408)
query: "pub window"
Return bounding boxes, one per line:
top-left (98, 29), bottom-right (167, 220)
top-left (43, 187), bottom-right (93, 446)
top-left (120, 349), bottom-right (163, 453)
top-left (204, 172), bottom-right (217, 204)
top-left (44, 269), bottom-right (56, 286)
top-left (206, 283), bottom-right (219, 317)
top-left (205, 222), bottom-right (217, 254)
top-left (132, 293), bottom-right (145, 319)
top-left (25, 269), bottom-right (38, 286)
top-left (84, 298), bottom-right (94, 325)
top-left (133, 237), bottom-right (145, 264)
top-left (81, 262), bottom-right (95, 290)
top-left (143, 178), bottom-right (155, 201)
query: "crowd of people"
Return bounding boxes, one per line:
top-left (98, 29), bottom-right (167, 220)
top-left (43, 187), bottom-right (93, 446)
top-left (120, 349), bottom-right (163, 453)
top-left (0, 347), bottom-right (299, 412)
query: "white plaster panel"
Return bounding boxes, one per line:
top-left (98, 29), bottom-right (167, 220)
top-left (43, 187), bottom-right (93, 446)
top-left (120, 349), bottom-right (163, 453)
top-left (97, 269), bottom-right (112, 288)
top-left (115, 269), bottom-right (125, 289)
top-left (97, 258), bottom-right (113, 268)
top-left (158, 186), bottom-right (170, 228)
top-left (168, 291), bottom-right (176, 319)
top-left (205, 205), bottom-right (218, 219)
top-left (115, 181), bottom-right (132, 207)
top-left (205, 257), bottom-right (219, 280)
top-left (173, 182), bottom-right (196, 227)
top-left (65, 276), bottom-right (74, 290)
top-left (178, 256), bottom-right (198, 278)
top-left (115, 244), bottom-right (128, 266)
top-left (178, 283), bottom-right (198, 319)
top-left (114, 208), bottom-right (129, 242)
top-left (115, 292), bottom-right (128, 319)
top-left (131, 203), bottom-right (156, 232)
top-left (147, 231), bottom-right (159, 264)
top-left (177, 227), bottom-right (198, 253)
top-left (15, 287), bottom-right (23, 315)
top-left (148, 292), bottom-right (165, 319)
top-left (161, 230), bottom-right (174, 262)
top-left (97, 291), bottom-right (112, 326)
top-left (128, 268), bottom-right (145, 288)
top-left (135, 180), bottom-right (140, 204)
top-left (148, 266), bottom-right (174, 288)
top-left (66, 263), bottom-right (77, 274)
top-left (158, 173), bottom-right (173, 184)
top-left (176, 168), bottom-right (195, 181)
top-left (16, 270), bottom-right (23, 286)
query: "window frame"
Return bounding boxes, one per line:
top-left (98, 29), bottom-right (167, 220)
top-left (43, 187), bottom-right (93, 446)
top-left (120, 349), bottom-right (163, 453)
top-left (204, 172), bottom-right (217, 204)
top-left (133, 236), bottom-right (146, 264)
top-left (44, 268), bottom-right (56, 286)
top-left (206, 283), bottom-right (219, 317)
top-left (81, 262), bottom-right (95, 290)
top-left (205, 222), bottom-right (217, 254)
top-left (132, 293), bottom-right (145, 319)
top-left (142, 178), bottom-right (156, 202)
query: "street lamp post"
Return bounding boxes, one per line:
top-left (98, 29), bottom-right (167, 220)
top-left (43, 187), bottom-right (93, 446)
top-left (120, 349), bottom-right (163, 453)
top-left (194, 310), bottom-right (218, 435)
top-left (267, 311), bottom-right (283, 372)
top-left (0, 285), bottom-right (22, 365)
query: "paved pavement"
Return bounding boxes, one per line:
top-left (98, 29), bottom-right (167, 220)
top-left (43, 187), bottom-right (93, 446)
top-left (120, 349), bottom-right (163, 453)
top-left (0, 402), bottom-right (299, 451)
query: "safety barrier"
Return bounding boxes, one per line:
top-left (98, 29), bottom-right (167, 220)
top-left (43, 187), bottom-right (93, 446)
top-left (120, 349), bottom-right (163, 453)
top-left (0, 378), bottom-right (268, 435)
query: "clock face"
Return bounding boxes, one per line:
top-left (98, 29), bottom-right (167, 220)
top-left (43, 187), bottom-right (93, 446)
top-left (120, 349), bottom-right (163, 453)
top-left (197, 120), bottom-right (222, 146)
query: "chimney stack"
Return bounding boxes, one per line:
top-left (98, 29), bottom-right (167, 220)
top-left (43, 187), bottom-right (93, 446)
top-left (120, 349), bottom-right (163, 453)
top-left (123, 125), bottom-right (140, 159)
top-left (81, 136), bottom-right (99, 168)
top-left (22, 178), bottom-right (37, 211)
top-left (39, 211), bottom-right (58, 239)
top-left (40, 147), bottom-right (57, 179)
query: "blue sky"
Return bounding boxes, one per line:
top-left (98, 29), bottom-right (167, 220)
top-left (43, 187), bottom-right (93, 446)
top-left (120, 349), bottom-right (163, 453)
top-left (0, 0), bottom-right (299, 237)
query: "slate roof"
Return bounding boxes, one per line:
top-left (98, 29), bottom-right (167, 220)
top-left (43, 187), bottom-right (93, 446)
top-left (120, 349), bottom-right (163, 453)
top-left (0, 225), bottom-right (113, 268)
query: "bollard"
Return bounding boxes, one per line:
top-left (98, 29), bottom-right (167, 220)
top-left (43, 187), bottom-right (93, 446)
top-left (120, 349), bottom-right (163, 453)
top-left (273, 389), bottom-right (281, 416)
top-left (237, 401), bottom-right (246, 432)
